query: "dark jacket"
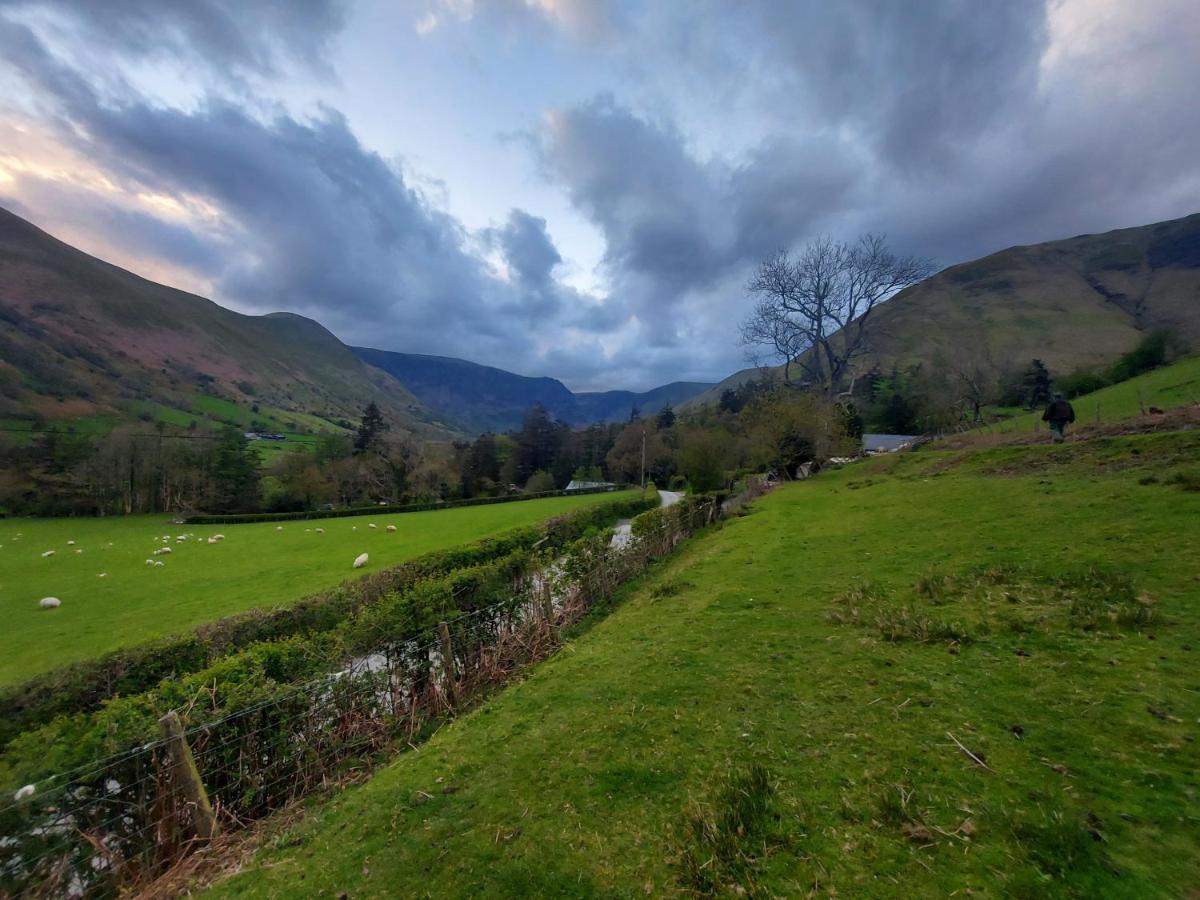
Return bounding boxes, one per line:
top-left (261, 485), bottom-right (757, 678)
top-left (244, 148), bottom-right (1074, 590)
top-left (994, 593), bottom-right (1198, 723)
top-left (1042, 399), bottom-right (1075, 424)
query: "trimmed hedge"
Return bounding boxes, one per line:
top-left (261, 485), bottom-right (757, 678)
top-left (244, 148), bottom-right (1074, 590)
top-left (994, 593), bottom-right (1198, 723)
top-left (0, 493), bottom-right (655, 751)
top-left (185, 485), bottom-right (623, 525)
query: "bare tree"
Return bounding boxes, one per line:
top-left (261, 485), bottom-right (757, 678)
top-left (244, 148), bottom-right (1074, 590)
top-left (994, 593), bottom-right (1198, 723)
top-left (742, 234), bottom-right (934, 394)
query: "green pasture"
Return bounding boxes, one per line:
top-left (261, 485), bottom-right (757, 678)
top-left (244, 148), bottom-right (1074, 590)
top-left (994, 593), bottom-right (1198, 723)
top-left (980, 354), bottom-right (1200, 435)
top-left (0, 490), bottom-right (636, 686)
top-left (215, 433), bottom-right (1200, 897)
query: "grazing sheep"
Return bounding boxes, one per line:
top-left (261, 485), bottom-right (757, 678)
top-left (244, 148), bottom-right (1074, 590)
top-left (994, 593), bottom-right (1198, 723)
top-left (155, 561), bottom-right (165, 567)
top-left (98, 573), bottom-right (107, 578)
top-left (213, 534), bottom-right (225, 541)
top-left (276, 526), bottom-right (284, 531)
top-left (368, 523), bottom-right (377, 529)
top-left (145, 559), bottom-right (155, 566)
top-left (304, 528), bottom-right (311, 533)
top-left (67, 540), bottom-right (75, 546)
top-left (315, 527), bottom-right (325, 534)
top-left (153, 547), bottom-right (172, 556)
top-left (353, 552), bottom-right (369, 569)
top-left (386, 525), bottom-right (397, 533)
top-left (14, 785), bottom-right (35, 802)
top-left (352, 526), bottom-right (358, 531)
top-left (39, 597), bottom-right (61, 609)
top-left (41, 550), bottom-right (55, 558)
top-left (74, 549), bottom-right (83, 554)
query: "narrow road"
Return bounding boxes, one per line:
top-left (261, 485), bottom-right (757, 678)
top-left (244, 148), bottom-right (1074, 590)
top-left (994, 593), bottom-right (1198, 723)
top-left (611, 489), bottom-right (683, 548)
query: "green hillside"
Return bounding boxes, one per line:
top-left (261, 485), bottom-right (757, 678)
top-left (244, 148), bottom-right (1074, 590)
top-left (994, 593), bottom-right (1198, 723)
top-left (0, 206), bottom-right (446, 438)
top-left (689, 213), bottom-right (1200, 410)
top-left (213, 432), bottom-right (1200, 897)
top-left (971, 355), bottom-right (1200, 436)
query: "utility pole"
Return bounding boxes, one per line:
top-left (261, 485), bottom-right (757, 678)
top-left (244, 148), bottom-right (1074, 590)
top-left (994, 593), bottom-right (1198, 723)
top-left (640, 426), bottom-right (646, 492)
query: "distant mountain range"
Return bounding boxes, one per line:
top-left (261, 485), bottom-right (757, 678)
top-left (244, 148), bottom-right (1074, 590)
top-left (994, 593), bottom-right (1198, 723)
top-left (0, 205), bottom-right (711, 439)
top-left (4, 203), bottom-right (1197, 438)
top-left (687, 212), bottom-right (1200, 408)
top-left (0, 206), bottom-right (449, 438)
top-left (353, 347), bottom-right (713, 433)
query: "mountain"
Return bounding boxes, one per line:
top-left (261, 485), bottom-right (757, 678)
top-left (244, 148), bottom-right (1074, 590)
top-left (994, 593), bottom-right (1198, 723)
top-left (688, 212), bottom-right (1200, 407)
top-left (0, 206), bottom-right (447, 438)
top-left (353, 347), bottom-right (713, 433)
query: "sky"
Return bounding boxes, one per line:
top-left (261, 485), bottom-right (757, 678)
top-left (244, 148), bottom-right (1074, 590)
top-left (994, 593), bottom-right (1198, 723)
top-left (0, 0), bottom-right (1197, 391)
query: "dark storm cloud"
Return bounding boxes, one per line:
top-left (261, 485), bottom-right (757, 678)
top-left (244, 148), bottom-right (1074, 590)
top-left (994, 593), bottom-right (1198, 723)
top-left (535, 95), bottom-right (859, 340)
top-left (488, 209), bottom-right (562, 289)
top-left (736, 0), bottom-right (1049, 174)
top-left (0, 13), bottom-right (620, 377)
top-left (3, 0), bottom-right (1199, 392)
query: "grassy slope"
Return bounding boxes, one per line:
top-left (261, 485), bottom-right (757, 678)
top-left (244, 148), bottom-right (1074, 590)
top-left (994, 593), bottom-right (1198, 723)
top-left (215, 434), bottom-right (1199, 898)
top-left (0, 491), bottom-right (636, 685)
top-left (687, 213), bottom-right (1200, 411)
top-left (977, 355), bottom-right (1200, 435)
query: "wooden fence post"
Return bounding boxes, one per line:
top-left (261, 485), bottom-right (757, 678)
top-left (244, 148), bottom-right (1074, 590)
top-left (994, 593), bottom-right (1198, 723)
top-left (540, 581), bottom-right (556, 632)
top-left (158, 711), bottom-right (218, 841)
top-left (438, 621), bottom-right (458, 707)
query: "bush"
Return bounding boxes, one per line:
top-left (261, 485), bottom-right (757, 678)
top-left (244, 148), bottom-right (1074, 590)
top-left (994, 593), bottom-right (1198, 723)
top-left (0, 493), bottom-right (655, 750)
top-left (524, 470), bottom-right (556, 493)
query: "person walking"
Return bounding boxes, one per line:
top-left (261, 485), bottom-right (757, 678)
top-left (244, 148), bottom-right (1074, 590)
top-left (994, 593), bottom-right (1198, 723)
top-left (1042, 392), bottom-right (1076, 443)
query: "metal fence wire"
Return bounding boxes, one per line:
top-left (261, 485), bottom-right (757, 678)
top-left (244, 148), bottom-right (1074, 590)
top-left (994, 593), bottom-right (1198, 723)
top-left (1, 492), bottom-right (739, 898)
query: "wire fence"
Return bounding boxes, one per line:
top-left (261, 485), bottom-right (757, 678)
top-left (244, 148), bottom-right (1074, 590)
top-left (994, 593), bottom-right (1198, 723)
top-left (0, 489), bottom-right (746, 898)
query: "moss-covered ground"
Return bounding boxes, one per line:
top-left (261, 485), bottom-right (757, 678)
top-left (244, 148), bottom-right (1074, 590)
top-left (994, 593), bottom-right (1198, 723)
top-left (212, 431), bottom-right (1199, 898)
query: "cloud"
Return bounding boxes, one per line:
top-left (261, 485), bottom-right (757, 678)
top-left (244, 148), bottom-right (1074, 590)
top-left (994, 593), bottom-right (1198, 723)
top-left (2, 0), bottom-right (1199, 397)
top-left (0, 0), bottom-right (347, 80)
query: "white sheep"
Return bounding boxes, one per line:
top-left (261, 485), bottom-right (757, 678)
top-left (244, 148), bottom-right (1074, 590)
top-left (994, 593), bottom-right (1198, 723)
top-left (353, 552), bottom-right (369, 569)
top-left (98, 573), bottom-right (107, 578)
top-left (368, 523), bottom-right (377, 529)
top-left (155, 561), bottom-right (164, 567)
top-left (213, 534), bottom-right (225, 541)
top-left (315, 527), bottom-right (325, 534)
top-left (41, 550), bottom-right (55, 558)
top-left (39, 597), bottom-right (61, 609)
top-left (385, 525), bottom-right (397, 532)
top-left (67, 540), bottom-right (75, 546)
top-left (352, 525), bottom-right (358, 531)
top-left (13, 785), bottom-right (35, 802)
top-left (74, 549), bottom-right (83, 554)
top-left (153, 547), bottom-right (172, 556)
top-left (276, 526), bottom-right (284, 531)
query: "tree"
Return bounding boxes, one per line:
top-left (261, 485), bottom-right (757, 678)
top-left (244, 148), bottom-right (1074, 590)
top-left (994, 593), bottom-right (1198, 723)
top-left (676, 427), bottom-right (729, 492)
top-left (525, 469), bottom-right (555, 493)
top-left (353, 402), bottom-right (389, 453)
top-left (656, 404), bottom-right (677, 429)
top-left (512, 405), bottom-right (563, 485)
top-left (947, 344), bottom-right (1001, 423)
top-left (743, 234), bottom-right (933, 393)
top-left (208, 428), bottom-right (261, 513)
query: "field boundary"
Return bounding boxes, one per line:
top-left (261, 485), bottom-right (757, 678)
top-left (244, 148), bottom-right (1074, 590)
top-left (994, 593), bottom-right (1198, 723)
top-left (0, 494), bottom-right (655, 751)
top-left (184, 485), bottom-right (624, 525)
top-left (0, 489), bottom-right (753, 897)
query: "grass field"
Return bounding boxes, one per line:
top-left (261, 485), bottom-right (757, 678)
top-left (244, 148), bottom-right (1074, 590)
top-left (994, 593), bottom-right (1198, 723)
top-left (0, 491), bottom-right (636, 686)
top-left (212, 433), bottom-right (1200, 898)
top-left (980, 355), bottom-right (1200, 435)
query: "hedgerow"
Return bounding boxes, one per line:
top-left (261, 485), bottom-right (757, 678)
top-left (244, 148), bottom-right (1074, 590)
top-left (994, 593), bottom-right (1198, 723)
top-left (0, 493), bottom-right (655, 750)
